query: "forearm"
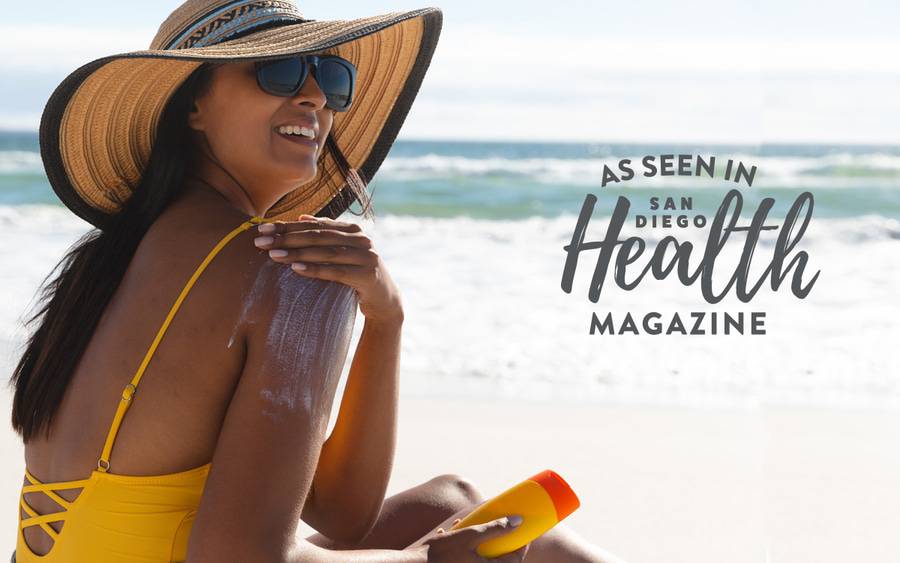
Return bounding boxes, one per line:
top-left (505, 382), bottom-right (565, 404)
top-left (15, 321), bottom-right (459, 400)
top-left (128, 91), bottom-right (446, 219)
top-left (190, 540), bottom-right (427, 563)
top-left (288, 541), bottom-right (427, 563)
top-left (310, 315), bottom-right (403, 539)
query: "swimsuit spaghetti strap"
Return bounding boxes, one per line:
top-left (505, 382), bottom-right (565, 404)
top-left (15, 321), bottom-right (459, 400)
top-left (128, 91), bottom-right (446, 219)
top-left (96, 216), bottom-right (274, 472)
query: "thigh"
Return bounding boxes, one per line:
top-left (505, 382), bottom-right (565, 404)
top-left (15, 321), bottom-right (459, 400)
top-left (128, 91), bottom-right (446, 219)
top-left (304, 474), bottom-right (483, 551)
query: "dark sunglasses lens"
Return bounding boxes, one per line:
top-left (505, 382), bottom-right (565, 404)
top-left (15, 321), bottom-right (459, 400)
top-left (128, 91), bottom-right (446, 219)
top-left (317, 60), bottom-right (353, 110)
top-left (258, 58), bottom-right (305, 95)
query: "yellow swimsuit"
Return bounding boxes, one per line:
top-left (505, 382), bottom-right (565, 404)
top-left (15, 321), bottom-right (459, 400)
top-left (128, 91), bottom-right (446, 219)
top-left (15, 216), bottom-right (272, 563)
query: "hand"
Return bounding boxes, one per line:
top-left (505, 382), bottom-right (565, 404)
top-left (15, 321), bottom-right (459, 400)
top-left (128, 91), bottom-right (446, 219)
top-left (412, 515), bottom-right (530, 563)
top-left (253, 214), bottom-right (404, 325)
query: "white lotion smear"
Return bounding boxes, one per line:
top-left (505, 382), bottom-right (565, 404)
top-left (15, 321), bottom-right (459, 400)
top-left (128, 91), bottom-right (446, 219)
top-left (254, 263), bottom-right (358, 425)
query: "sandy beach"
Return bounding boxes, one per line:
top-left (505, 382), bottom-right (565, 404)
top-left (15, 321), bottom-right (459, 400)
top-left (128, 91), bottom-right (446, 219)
top-left (2, 385), bottom-right (899, 562)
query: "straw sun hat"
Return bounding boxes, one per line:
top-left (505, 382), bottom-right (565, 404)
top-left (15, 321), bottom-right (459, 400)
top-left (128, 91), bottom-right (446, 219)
top-left (39, 0), bottom-right (443, 228)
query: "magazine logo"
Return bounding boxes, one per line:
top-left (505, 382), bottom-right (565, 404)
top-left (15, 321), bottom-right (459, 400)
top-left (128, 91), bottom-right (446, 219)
top-left (560, 155), bottom-right (821, 336)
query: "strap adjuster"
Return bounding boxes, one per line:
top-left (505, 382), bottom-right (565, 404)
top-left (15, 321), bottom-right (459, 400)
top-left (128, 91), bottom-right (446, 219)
top-left (122, 383), bottom-right (137, 402)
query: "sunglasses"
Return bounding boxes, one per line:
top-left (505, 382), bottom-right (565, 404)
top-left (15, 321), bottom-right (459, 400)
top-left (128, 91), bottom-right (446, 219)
top-left (254, 55), bottom-right (357, 112)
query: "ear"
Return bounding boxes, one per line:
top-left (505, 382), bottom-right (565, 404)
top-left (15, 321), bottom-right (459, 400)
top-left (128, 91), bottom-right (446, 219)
top-left (187, 98), bottom-right (205, 132)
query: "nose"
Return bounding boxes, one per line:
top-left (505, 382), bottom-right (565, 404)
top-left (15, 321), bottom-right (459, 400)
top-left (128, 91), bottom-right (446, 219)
top-left (290, 69), bottom-right (327, 110)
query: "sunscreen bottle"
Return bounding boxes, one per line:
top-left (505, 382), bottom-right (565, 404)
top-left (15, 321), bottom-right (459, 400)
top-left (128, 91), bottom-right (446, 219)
top-left (448, 469), bottom-right (580, 558)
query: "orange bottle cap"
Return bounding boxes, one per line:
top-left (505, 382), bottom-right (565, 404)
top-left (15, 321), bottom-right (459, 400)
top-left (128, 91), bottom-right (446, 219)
top-left (528, 469), bottom-right (580, 521)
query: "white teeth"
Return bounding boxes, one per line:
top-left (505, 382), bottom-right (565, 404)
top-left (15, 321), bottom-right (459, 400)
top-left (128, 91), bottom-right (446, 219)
top-left (277, 125), bottom-right (316, 139)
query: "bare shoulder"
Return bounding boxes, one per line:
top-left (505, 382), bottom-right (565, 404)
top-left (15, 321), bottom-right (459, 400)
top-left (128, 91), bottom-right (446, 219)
top-left (237, 257), bottom-right (360, 421)
top-left (145, 192), bottom-right (360, 376)
top-left (220, 222), bottom-right (361, 384)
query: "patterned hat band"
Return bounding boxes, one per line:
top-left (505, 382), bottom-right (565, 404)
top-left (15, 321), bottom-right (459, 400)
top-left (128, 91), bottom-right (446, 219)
top-left (157, 0), bottom-right (310, 50)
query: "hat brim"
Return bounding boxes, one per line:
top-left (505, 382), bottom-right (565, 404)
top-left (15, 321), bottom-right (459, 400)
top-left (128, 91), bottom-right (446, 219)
top-left (40, 8), bottom-right (442, 228)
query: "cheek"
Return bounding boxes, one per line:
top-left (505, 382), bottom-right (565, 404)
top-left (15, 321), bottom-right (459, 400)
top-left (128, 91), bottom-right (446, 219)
top-left (207, 95), bottom-right (275, 157)
top-left (316, 110), bottom-right (335, 155)
top-left (321, 110), bottom-right (334, 137)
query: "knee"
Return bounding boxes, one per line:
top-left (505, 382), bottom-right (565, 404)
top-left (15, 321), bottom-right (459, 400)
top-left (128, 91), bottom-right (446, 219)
top-left (428, 473), bottom-right (483, 505)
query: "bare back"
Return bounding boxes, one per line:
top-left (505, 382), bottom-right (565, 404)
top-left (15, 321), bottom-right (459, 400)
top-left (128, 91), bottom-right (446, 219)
top-left (20, 186), bottom-right (358, 554)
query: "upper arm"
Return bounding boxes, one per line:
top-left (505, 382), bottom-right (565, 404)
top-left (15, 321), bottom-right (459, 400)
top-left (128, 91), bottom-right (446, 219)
top-left (186, 254), bottom-right (358, 562)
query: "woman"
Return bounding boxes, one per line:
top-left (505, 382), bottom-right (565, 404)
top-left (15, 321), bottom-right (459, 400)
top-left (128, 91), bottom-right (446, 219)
top-left (9, 1), bottom-right (624, 562)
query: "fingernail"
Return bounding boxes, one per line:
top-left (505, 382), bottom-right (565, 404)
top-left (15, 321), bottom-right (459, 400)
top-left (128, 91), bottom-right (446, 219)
top-left (291, 262), bottom-right (307, 271)
top-left (258, 223), bottom-right (275, 234)
top-left (508, 515), bottom-right (523, 527)
top-left (269, 249), bottom-right (288, 258)
top-left (254, 236), bottom-right (274, 247)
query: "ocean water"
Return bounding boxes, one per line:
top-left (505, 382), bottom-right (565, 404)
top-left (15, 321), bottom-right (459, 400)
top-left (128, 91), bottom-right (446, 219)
top-left (1, 131), bottom-right (898, 408)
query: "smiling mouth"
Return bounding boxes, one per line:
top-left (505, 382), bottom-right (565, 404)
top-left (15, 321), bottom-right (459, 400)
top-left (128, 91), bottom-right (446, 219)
top-left (275, 128), bottom-right (318, 147)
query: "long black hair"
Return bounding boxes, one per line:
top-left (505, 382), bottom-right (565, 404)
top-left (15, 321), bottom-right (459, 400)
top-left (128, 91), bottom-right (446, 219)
top-left (9, 61), bottom-right (372, 442)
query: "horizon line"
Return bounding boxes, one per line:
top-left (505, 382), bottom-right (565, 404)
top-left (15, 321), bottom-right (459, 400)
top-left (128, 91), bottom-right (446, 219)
top-left (1, 128), bottom-right (898, 148)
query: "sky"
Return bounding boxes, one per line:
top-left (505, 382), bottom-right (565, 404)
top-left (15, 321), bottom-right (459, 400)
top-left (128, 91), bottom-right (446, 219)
top-left (1, 0), bottom-right (899, 144)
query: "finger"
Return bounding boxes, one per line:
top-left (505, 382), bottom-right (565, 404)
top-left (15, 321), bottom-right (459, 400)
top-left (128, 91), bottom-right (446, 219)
top-left (268, 245), bottom-right (377, 267)
top-left (257, 229), bottom-right (372, 251)
top-left (258, 217), bottom-right (361, 236)
top-left (299, 215), bottom-right (346, 226)
top-left (455, 515), bottom-right (522, 546)
top-left (269, 245), bottom-right (361, 264)
top-left (290, 262), bottom-right (362, 283)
